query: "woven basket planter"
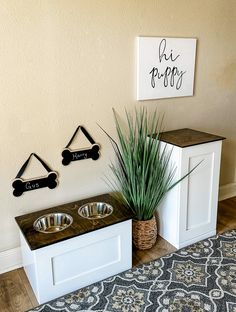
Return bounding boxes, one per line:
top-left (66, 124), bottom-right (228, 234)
top-left (132, 215), bottom-right (157, 250)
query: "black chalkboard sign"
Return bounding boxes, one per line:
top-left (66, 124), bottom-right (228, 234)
top-left (62, 126), bottom-right (100, 166)
top-left (12, 153), bottom-right (58, 197)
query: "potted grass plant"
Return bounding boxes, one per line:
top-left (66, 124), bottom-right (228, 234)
top-left (100, 107), bottom-right (196, 250)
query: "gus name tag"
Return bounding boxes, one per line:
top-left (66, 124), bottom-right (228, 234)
top-left (12, 153), bottom-right (58, 197)
top-left (12, 172), bottom-right (58, 197)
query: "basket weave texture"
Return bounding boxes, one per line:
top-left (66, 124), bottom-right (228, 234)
top-left (132, 215), bottom-right (157, 250)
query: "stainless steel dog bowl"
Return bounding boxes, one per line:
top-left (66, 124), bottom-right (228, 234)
top-left (33, 213), bottom-right (73, 234)
top-left (78, 202), bottom-right (113, 219)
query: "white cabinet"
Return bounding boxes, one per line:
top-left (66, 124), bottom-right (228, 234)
top-left (16, 193), bottom-right (133, 304)
top-left (20, 220), bottom-right (132, 304)
top-left (157, 129), bottom-right (224, 249)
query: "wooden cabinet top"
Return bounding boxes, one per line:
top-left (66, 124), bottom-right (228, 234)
top-left (15, 193), bottom-right (134, 251)
top-left (159, 128), bottom-right (225, 148)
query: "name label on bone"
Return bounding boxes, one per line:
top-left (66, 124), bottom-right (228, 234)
top-left (72, 151), bottom-right (88, 160)
top-left (25, 181), bottom-right (40, 190)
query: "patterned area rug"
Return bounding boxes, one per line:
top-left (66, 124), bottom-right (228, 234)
top-left (28, 230), bottom-right (236, 312)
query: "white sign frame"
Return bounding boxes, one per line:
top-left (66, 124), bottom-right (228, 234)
top-left (137, 37), bottom-right (197, 100)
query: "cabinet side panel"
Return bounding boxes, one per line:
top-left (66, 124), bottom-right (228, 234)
top-left (158, 143), bottom-right (181, 247)
top-left (20, 232), bottom-right (39, 300)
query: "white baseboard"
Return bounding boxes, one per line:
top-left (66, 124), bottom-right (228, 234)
top-left (0, 247), bottom-right (22, 274)
top-left (219, 183), bottom-right (236, 201)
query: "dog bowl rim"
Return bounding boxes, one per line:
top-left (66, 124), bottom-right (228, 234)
top-left (33, 212), bottom-right (73, 234)
top-left (77, 201), bottom-right (113, 219)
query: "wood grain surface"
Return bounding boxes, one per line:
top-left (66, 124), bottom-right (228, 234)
top-left (0, 269), bottom-right (34, 312)
top-left (15, 193), bottom-right (134, 250)
top-left (159, 128), bottom-right (225, 148)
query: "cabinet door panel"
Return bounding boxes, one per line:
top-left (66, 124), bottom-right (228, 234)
top-left (179, 141), bottom-right (221, 244)
top-left (186, 152), bottom-right (213, 230)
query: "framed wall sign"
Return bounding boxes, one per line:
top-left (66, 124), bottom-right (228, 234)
top-left (137, 37), bottom-right (197, 100)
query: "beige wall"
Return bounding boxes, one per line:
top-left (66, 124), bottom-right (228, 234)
top-left (0, 0), bottom-right (236, 252)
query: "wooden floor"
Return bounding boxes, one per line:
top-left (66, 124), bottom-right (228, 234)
top-left (1, 197), bottom-right (236, 312)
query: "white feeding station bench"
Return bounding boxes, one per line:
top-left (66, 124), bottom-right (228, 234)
top-left (15, 194), bottom-right (133, 304)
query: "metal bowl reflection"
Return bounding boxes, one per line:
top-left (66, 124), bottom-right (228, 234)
top-left (33, 213), bottom-right (73, 234)
top-left (78, 202), bottom-right (113, 220)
